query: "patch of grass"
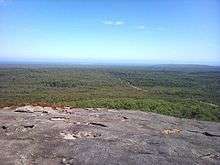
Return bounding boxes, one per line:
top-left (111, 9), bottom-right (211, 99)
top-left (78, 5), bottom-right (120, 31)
top-left (64, 98), bottom-right (219, 122)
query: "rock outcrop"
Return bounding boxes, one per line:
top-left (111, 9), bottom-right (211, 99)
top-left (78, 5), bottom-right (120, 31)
top-left (0, 106), bottom-right (220, 165)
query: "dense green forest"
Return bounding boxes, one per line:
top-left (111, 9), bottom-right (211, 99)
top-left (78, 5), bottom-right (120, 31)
top-left (0, 64), bottom-right (220, 122)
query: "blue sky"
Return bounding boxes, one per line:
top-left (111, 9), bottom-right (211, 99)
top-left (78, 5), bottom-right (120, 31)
top-left (0, 0), bottom-right (219, 65)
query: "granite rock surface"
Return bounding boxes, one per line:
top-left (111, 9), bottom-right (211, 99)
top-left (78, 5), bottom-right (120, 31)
top-left (0, 106), bottom-right (220, 165)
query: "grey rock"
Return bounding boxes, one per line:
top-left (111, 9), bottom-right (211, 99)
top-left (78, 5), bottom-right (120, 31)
top-left (0, 106), bottom-right (219, 165)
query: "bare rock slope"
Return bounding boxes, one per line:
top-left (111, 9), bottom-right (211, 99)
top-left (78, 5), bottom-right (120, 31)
top-left (0, 106), bottom-right (220, 165)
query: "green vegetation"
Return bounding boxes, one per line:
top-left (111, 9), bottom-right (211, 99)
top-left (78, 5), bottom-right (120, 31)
top-left (0, 64), bottom-right (219, 121)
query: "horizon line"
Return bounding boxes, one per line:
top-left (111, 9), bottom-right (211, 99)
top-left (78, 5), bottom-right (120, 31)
top-left (0, 60), bottom-right (220, 67)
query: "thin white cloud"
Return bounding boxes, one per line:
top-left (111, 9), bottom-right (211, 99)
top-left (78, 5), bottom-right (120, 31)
top-left (136, 25), bottom-right (145, 30)
top-left (135, 25), bottom-right (166, 32)
top-left (115, 21), bottom-right (124, 26)
top-left (102, 20), bottom-right (124, 26)
top-left (103, 20), bottom-right (114, 25)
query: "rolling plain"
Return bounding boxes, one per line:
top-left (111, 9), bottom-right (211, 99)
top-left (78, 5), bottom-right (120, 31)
top-left (0, 64), bottom-right (219, 122)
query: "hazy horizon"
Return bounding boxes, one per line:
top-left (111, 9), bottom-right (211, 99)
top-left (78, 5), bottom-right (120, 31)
top-left (0, 0), bottom-right (219, 65)
top-left (1, 59), bottom-right (220, 67)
